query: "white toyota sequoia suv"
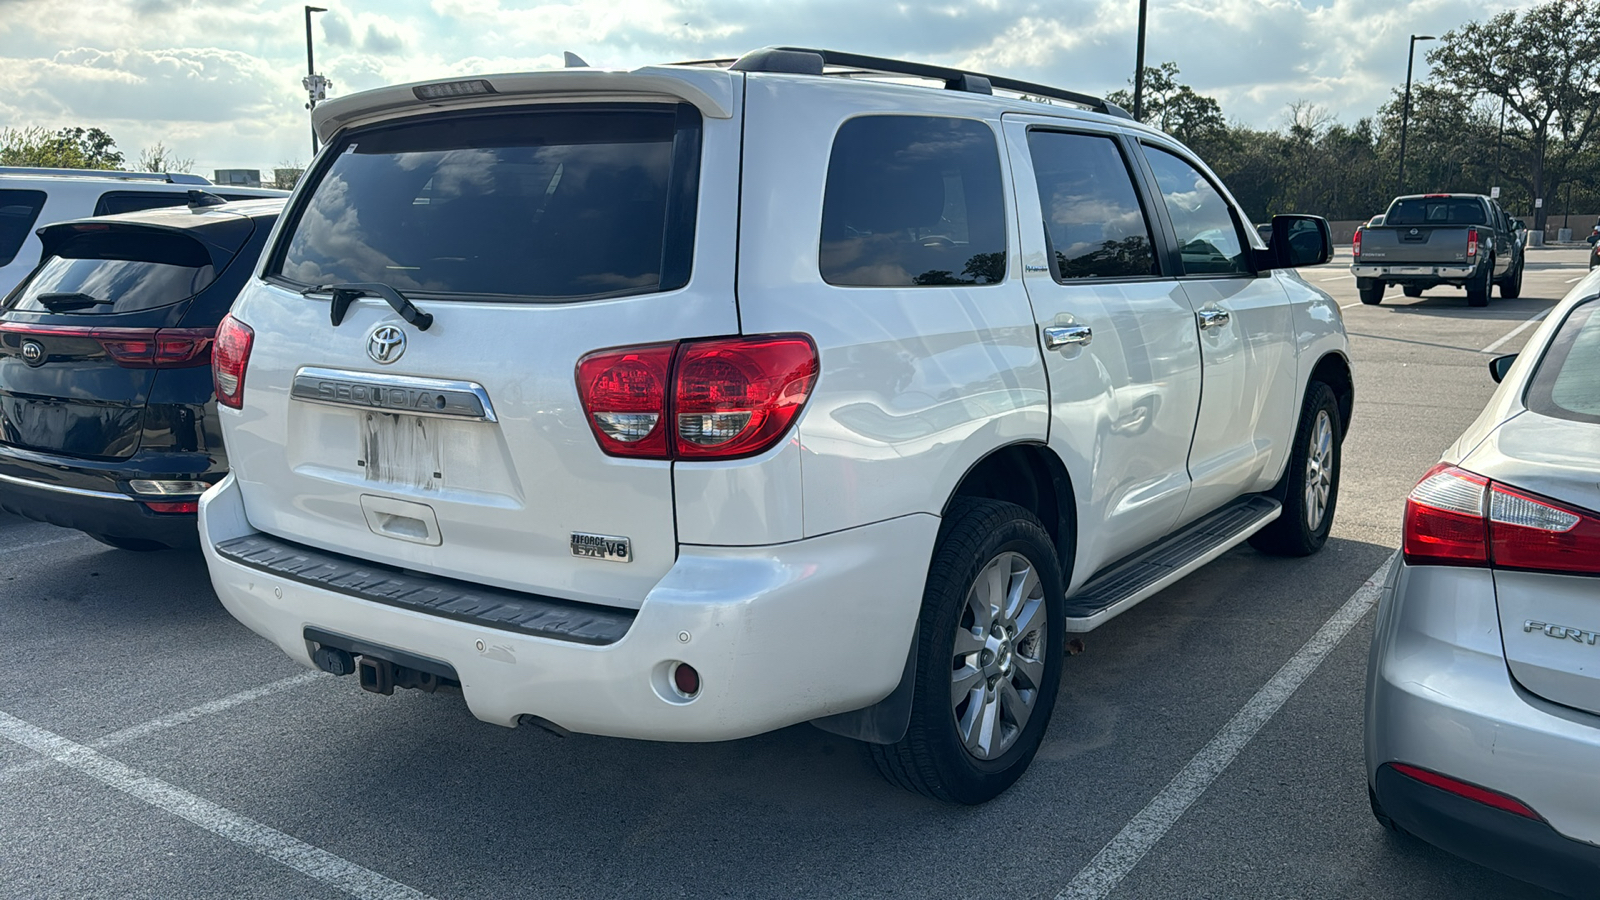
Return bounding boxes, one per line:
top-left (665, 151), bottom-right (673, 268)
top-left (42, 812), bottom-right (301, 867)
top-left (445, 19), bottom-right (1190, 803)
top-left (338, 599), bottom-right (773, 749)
top-left (200, 48), bottom-right (1352, 804)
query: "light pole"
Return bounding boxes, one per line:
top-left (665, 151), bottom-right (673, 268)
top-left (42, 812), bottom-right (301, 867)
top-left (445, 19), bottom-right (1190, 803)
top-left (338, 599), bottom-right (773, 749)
top-left (1132, 0), bottom-right (1149, 120)
top-left (1396, 34), bottom-right (1436, 197)
top-left (303, 6), bottom-right (329, 156)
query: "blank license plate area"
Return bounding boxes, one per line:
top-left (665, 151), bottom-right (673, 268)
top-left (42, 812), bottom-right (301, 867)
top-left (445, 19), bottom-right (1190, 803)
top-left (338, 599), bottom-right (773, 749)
top-left (1396, 266), bottom-right (1433, 275)
top-left (362, 412), bottom-right (442, 490)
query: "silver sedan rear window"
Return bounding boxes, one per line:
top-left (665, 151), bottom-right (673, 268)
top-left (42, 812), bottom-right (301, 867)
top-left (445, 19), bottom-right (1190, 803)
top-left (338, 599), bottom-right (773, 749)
top-left (1526, 298), bottom-right (1600, 425)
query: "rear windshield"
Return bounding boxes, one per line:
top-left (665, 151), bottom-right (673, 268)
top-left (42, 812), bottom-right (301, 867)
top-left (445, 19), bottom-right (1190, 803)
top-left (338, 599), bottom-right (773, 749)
top-left (1526, 297), bottom-right (1600, 425)
top-left (7, 231), bottom-right (217, 315)
top-left (1385, 197), bottom-right (1486, 226)
top-left (272, 104), bottom-right (702, 302)
top-left (0, 189), bottom-right (47, 267)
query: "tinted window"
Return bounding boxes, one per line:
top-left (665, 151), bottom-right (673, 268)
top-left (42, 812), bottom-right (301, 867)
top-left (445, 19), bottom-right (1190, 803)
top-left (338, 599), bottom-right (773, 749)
top-left (820, 116), bottom-right (1006, 287)
top-left (1143, 145), bottom-right (1248, 276)
top-left (94, 191), bottom-right (190, 217)
top-left (8, 231), bottom-right (216, 315)
top-left (1385, 197), bottom-right (1487, 226)
top-left (0, 190), bottom-right (47, 267)
top-left (1526, 298), bottom-right (1600, 425)
top-left (274, 104), bottom-right (701, 301)
top-left (1026, 131), bottom-right (1158, 280)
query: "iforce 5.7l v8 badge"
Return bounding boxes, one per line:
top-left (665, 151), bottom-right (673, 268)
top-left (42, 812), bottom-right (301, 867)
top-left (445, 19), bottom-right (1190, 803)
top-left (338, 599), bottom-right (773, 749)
top-left (570, 532), bottom-right (632, 563)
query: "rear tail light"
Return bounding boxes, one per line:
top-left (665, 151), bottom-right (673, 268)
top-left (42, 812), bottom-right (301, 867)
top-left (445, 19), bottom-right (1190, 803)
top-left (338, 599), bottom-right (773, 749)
top-left (1467, 227), bottom-right (1479, 258)
top-left (212, 315), bottom-right (254, 410)
top-left (1403, 463), bottom-right (1600, 575)
top-left (576, 334), bottom-right (818, 461)
top-left (1389, 763), bottom-right (1541, 819)
top-left (574, 344), bottom-right (674, 458)
top-left (0, 323), bottom-right (215, 368)
top-left (1352, 229), bottom-right (1362, 259)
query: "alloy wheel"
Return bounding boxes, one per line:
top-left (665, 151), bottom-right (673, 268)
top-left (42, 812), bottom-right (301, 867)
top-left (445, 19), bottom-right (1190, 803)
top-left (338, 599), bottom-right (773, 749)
top-left (950, 551), bottom-right (1048, 760)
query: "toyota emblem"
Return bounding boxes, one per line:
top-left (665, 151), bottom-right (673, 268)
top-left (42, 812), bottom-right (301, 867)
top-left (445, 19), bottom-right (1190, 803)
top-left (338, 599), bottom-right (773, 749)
top-left (367, 325), bottom-right (406, 364)
top-left (20, 340), bottom-right (44, 367)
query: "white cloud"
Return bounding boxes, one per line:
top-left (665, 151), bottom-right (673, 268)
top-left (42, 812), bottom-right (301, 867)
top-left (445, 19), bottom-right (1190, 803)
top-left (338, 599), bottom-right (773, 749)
top-left (0, 0), bottom-right (1543, 176)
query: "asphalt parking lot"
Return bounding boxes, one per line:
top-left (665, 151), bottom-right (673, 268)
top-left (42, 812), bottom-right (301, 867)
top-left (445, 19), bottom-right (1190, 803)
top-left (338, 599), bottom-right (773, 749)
top-left (1, 247), bottom-right (1591, 900)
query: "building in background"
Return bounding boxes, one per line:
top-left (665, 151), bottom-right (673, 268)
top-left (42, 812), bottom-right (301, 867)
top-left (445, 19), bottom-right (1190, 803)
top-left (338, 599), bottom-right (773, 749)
top-left (213, 168), bottom-right (262, 188)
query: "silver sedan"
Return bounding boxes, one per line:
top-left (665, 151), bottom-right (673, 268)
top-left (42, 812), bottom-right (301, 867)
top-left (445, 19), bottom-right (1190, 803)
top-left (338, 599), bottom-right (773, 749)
top-left (1365, 275), bottom-right (1600, 897)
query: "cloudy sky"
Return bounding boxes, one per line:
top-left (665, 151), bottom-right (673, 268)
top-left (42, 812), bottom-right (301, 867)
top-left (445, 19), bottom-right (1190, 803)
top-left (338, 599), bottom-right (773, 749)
top-left (0, 0), bottom-right (1530, 176)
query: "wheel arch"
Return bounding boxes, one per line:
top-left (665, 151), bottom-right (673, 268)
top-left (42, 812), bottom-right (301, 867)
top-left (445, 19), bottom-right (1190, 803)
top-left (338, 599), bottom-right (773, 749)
top-left (1308, 350), bottom-right (1355, 437)
top-left (940, 441), bottom-right (1077, 582)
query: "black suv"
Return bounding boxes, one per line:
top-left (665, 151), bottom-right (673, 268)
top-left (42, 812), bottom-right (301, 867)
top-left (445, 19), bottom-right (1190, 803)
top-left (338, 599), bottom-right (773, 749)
top-left (0, 195), bottom-right (283, 549)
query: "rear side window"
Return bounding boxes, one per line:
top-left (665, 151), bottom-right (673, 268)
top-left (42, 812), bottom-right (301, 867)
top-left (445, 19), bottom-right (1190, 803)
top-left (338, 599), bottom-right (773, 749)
top-left (0, 190), bottom-right (47, 267)
top-left (8, 231), bottom-right (217, 315)
top-left (1526, 298), bottom-right (1600, 425)
top-left (1385, 197), bottom-right (1487, 226)
top-left (1143, 145), bottom-right (1248, 276)
top-left (1026, 131), bottom-right (1158, 280)
top-left (820, 116), bottom-right (1006, 287)
top-left (273, 103), bottom-right (702, 302)
top-left (94, 191), bottom-right (190, 217)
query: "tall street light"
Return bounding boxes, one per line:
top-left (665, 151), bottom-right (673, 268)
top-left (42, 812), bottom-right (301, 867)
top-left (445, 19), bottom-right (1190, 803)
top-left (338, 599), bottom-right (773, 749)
top-left (1396, 34), bottom-right (1436, 197)
top-left (303, 6), bottom-right (330, 156)
top-left (1132, 0), bottom-right (1150, 120)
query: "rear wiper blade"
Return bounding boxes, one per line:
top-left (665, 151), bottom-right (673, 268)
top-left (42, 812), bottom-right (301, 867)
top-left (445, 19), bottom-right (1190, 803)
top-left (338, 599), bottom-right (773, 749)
top-left (35, 291), bottom-right (112, 311)
top-left (303, 282), bottom-right (434, 332)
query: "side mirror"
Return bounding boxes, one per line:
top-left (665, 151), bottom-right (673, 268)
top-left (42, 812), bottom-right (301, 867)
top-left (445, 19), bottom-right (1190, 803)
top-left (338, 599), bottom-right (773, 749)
top-left (1259, 214), bottom-right (1333, 270)
top-left (1489, 353), bottom-right (1517, 383)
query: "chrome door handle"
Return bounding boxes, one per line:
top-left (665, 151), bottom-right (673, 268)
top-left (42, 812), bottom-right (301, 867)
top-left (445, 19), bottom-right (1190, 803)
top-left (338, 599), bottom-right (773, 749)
top-left (1042, 325), bottom-right (1092, 350)
top-left (1197, 309), bottom-right (1231, 330)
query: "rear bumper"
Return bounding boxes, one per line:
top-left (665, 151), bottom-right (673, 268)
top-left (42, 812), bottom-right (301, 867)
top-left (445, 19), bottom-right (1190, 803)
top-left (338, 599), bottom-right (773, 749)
top-left (0, 454), bottom-right (204, 547)
top-left (1350, 264), bottom-right (1478, 283)
top-left (1365, 561), bottom-right (1600, 892)
top-left (200, 474), bottom-right (937, 742)
top-left (1372, 764), bottom-right (1600, 896)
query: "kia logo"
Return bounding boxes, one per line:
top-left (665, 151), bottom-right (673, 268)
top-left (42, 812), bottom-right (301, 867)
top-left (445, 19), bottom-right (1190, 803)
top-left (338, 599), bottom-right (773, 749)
top-left (20, 340), bottom-right (44, 367)
top-left (367, 325), bottom-right (406, 364)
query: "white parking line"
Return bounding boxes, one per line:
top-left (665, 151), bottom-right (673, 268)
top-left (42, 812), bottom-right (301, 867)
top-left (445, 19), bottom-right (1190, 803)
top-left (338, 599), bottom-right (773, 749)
top-left (1566, 275), bottom-right (1585, 284)
top-left (0, 672), bottom-right (324, 788)
top-left (0, 533), bottom-right (87, 555)
top-left (1338, 300), bottom-right (1363, 310)
top-left (1318, 275), bottom-right (1347, 283)
top-left (1054, 552), bottom-right (1395, 900)
top-left (0, 708), bottom-right (435, 900)
top-left (1481, 309), bottom-right (1552, 354)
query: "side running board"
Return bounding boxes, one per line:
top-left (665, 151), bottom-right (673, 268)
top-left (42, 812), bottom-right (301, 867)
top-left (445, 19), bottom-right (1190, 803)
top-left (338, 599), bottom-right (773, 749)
top-left (1061, 495), bottom-right (1281, 633)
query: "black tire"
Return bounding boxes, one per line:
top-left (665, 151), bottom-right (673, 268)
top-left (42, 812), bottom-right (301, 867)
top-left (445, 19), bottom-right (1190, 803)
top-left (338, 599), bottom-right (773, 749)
top-left (1358, 283), bottom-right (1384, 305)
top-left (1497, 257), bottom-right (1524, 299)
top-left (1402, 285), bottom-right (1423, 298)
top-left (86, 532), bottom-right (171, 552)
top-left (1466, 259), bottom-right (1491, 307)
top-left (1249, 381), bottom-right (1342, 557)
top-left (869, 498), bottom-right (1064, 805)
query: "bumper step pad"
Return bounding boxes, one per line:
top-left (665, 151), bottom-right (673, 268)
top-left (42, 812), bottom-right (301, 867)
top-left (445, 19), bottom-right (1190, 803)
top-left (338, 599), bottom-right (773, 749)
top-left (215, 533), bottom-right (636, 645)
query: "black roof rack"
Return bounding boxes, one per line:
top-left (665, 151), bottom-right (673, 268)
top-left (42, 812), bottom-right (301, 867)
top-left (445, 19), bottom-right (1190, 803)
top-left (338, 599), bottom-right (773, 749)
top-left (715, 47), bottom-right (1133, 120)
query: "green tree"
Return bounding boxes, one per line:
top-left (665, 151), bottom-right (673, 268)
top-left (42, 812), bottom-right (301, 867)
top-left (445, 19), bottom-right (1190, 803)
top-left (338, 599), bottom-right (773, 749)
top-left (1107, 62), bottom-right (1227, 154)
top-left (0, 126), bottom-right (124, 169)
top-left (1427, 1), bottom-right (1600, 229)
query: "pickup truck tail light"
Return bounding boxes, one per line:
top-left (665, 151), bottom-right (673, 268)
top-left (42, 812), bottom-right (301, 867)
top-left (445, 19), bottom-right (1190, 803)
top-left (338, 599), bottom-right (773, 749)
top-left (1403, 464), bottom-right (1600, 575)
top-left (1466, 227), bottom-right (1479, 258)
top-left (1352, 229), bottom-right (1362, 259)
top-left (577, 335), bottom-right (818, 461)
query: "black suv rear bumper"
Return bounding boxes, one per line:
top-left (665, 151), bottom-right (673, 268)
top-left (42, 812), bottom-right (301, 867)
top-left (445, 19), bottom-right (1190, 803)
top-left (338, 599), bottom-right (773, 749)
top-left (0, 448), bottom-right (212, 548)
top-left (1372, 763), bottom-right (1600, 896)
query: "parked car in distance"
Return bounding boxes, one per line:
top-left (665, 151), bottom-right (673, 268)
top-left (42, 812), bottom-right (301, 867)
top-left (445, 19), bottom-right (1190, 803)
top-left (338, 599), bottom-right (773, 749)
top-left (0, 195), bottom-right (285, 550)
top-left (1587, 222), bottom-right (1598, 269)
top-left (0, 167), bottom-right (286, 298)
top-left (1351, 193), bottom-right (1524, 307)
top-left (1367, 270), bottom-right (1600, 896)
top-left (198, 47), bottom-right (1351, 804)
